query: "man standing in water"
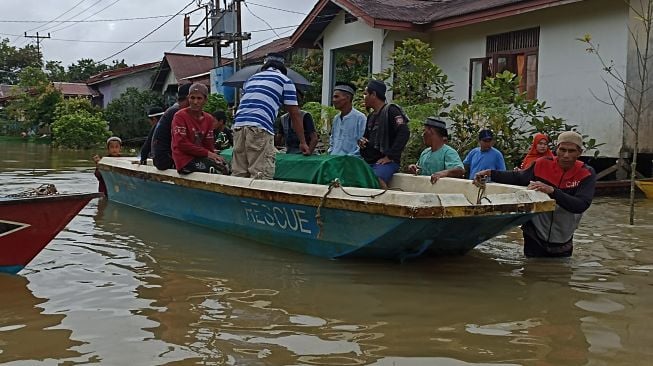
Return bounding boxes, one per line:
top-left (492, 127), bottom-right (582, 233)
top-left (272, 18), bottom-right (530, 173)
top-left (474, 131), bottom-right (596, 257)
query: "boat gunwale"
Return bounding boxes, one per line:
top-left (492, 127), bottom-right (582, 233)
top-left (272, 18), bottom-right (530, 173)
top-left (99, 159), bottom-right (555, 219)
top-left (0, 192), bottom-right (101, 206)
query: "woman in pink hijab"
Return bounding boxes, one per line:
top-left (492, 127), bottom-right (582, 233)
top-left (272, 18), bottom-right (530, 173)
top-left (520, 133), bottom-right (554, 170)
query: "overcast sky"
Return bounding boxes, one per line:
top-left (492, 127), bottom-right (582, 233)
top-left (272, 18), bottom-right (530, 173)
top-left (0, 0), bottom-right (319, 67)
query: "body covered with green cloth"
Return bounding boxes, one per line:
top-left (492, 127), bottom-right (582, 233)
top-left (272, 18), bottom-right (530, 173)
top-left (220, 148), bottom-right (380, 188)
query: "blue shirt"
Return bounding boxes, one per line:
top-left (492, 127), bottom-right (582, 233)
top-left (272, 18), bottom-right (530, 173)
top-left (329, 108), bottom-right (367, 156)
top-left (463, 147), bottom-right (506, 179)
top-left (234, 68), bottom-right (298, 134)
top-left (416, 145), bottom-right (463, 175)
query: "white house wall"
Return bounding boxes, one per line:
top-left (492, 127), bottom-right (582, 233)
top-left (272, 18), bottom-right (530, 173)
top-left (430, 0), bottom-right (628, 157)
top-left (321, 12), bottom-right (384, 105)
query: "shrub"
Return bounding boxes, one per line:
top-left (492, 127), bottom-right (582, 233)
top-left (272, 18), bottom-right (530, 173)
top-left (105, 87), bottom-right (163, 140)
top-left (51, 111), bottom-right (110, 149)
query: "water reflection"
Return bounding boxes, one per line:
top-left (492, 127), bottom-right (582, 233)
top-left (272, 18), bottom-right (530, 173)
top-left (0, 275), bottom-right (82, 363)
top-left (1, 140), bottom-right (653, 365)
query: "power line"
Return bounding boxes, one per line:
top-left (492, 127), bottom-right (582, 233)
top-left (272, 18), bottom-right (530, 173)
top-left (21, 0), bottom-right (86, 34)
top-left (246, 1), bottom-right (307, 15)
top-left (97, 0), bottom-right (195, 64)
top-left (49, 0), bottom-right (123, 34)
top-left (0, 14), bottom-right (180, 24)
top-left (39, 0), bottom-right (104, 32)
top-left (243, 1), bottom-right (280, 38)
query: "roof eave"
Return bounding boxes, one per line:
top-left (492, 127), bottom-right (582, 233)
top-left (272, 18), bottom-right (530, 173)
top-left (430, 0), bottom-right (584, 31)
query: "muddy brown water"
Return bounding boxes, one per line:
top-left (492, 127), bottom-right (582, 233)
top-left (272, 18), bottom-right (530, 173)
top-left (1, 140), bottom-right (652, 365)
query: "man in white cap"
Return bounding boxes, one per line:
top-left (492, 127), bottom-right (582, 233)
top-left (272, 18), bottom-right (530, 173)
top-left (329, 81), bottom-right (367, 156)
top-left (474, 131), bottom-right (596, 257)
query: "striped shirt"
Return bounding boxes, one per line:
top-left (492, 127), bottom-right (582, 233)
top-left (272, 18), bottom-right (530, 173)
top-left (234, 68), bottom-right (298, 134)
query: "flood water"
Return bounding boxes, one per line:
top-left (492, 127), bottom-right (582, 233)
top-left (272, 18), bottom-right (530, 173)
top-left (1, 140), bottom-right (652, 366)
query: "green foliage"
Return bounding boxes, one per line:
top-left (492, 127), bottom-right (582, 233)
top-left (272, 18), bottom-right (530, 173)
top-left (0, 38), bottom-right (41, 84)
top-left (203, 93), bottom-right (229, 119)
top-left (104, 87), bottom-right (163, 140)
top-left (303, 101), bottom-right (339, 148)
top-left (51, 111), bottom-right (110, 149)
top-left (66, 58), bottom-right (110, 82)
top-left (375, 38), bottom-right (454, 106)
top-left (54, 97), bottom-right (102, 121)
top-left (5, 66), bottom-right (63, 130)
top-left (448, 71), bottom-right (601, 168)
top-left (45, 60), bottom-right (69, 82)
top-left (289, 51), bottom-right (324, 103)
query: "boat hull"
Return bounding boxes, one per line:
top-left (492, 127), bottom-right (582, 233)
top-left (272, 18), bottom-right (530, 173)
top-left (635, 179), bottom-right (653, 199)
top-left (0, 193), bottom-right (98, 274)
top-left (101, 166), bottom-right (538, 260)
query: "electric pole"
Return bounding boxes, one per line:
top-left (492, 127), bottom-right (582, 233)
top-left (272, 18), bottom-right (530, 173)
top-left (24, 32), bottom-right (50, 66)
top-left (211, 0), bottom-right (221, 70)
top-left (235, 0), bottom-right (243, 70)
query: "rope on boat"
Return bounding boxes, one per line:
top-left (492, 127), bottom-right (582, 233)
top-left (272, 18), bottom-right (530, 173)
top-left (315, 179), bottom-right (388, 239)
top-left (475, 176), bottom-right (492, 205)
top-left (5, 184), bottom-right (58, 198)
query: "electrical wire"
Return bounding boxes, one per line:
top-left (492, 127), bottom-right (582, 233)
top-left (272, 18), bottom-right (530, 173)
top-left (0, 15), bottom-right (180, 24)
top-left (243, 1), bottom-right (280, 38)
top-left (49, 0), bottom-right (123, 34)
top-left (246, 1), bottom-right (306, 15)
top-left (96, 0), bottom-right (195, 64)
top-left (39, 0), bottom-right (104, 32)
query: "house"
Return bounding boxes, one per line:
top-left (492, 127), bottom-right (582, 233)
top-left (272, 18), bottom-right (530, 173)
top-left (242, 36), bottom-right (307, 66)
top-left (0, 82), bottom-right (100, 107)
top-left (86, 62), bottom-right (160, 108)
top-left (291, 0), bottom-right (653, 160)
top-left (151, 52), bottom-right (214, 105)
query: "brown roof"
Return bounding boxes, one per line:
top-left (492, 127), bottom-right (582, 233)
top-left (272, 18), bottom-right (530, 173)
top-left (292, 0), bottom-right (583, 46)
top-left (243, 37), bottom-right (293, 64)
top-left (86, 61), bottom-right (160, 85)
top-left (163, 52), bottom-right (214, 81)
top-left (53, 82), bottom-right (100, 97)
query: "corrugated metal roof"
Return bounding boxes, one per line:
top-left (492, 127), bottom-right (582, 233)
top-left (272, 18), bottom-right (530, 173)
top-left (86, 61), bottom-right (160, 85)
top-left (53, 82), bottom-right (100, 97)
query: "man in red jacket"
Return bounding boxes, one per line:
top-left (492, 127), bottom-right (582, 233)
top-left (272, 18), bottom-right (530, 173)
top-left (171, 83), bottom-right (228, 174)
top-left (474, 131), bottom-right (596, 257)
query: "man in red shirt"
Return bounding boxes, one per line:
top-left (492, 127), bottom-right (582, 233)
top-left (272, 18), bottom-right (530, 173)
top-left (171, 83), bottom-right (228, 174)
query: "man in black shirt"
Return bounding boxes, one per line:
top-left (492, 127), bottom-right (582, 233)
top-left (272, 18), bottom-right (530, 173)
top-left (151, 83), bottom-right (191, 170)
top-left (139, 106), bottom-right (164, 165)
top-left (358, 79), bottom-right (410, 189)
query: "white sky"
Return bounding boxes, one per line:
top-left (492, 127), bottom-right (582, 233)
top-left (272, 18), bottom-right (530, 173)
top-left (0, 0), bottom-right (319, 66)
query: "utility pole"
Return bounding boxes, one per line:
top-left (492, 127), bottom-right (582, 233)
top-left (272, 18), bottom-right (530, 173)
top-left (24, 32), bottom-right (50, 66)
top-left (235, 0), bottom-right (243, 70)
top-left (211, 0), bottom-right (221, 70)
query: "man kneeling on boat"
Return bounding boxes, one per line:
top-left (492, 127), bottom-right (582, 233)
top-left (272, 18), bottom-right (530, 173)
top-left (474, 131), bottom-right (596, 258)
top-left (171, 83), bottom-right (229, 175)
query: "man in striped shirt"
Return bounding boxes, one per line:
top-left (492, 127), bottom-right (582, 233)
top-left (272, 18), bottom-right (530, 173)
top-left (232, 53), bottom-right (309, 179)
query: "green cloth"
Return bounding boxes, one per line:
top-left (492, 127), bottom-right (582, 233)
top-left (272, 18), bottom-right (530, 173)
top-left (220, 148), bottom-right (380, 188)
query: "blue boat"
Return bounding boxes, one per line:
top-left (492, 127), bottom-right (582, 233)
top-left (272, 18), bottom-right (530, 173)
top-left (99, 157), bottom-right (554, 260)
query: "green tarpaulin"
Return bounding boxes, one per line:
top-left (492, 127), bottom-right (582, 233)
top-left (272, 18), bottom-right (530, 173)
top-left (220, 149), bottom-right (380, 189)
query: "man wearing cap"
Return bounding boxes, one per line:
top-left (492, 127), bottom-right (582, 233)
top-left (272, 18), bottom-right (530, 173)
top-left (358, 79), bottom-right (410, 188)
top-left (171, 83), bottom-right (228, 175)
top-left (474, 131), bottom-right (596, 257)
top-left (408, 117), bottom-right (464, 183)
top-left (152, 83), bottom-right (192, 170)
top-left (329, 81), bottom-right (366, 156)
top-left (463, 129), bottom-right (506, 179)
top-left (232, 52), bottom-right (309, 179)
top-left (139, 106), bottom-right (164, 165)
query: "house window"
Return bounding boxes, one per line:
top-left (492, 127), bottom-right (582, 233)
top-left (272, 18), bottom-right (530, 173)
top-left (469, 27), bottom-right (539, 100)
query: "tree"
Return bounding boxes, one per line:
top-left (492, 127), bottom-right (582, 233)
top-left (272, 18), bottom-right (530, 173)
top-left (289, 51), bottom-right (324, 103)
top-left (51, 111), bottom-right (110, 149)
top-left (203, 93), bottom-right (229, 117)
top-left (376, 38), bottom-right (454, 106)
top-left (45, 60), bottom-right (69, 82)
top-left (5, 66), bottom-right (62, 130)
top-left (578, 1), bottom-right (652, 225)
top-left (66, 58), bottom-right (109, 82)
top-left (0, 38), bottom-right (41, 84)
top-left (104, 87), bottom-right (163, 140)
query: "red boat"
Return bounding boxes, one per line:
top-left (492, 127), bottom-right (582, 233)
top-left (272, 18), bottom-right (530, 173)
top-left (0, 192), bottom-right (99, 274)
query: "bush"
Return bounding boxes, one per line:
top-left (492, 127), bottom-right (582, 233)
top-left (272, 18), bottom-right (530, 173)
top-left (203, 93), bottom-right (229, 120)
top-left (105, 87), bottom-right (163, 140)
top-left (54, 97), bottom-right (102, 121)
top-left (51, 111), bottom-right (110, 149)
